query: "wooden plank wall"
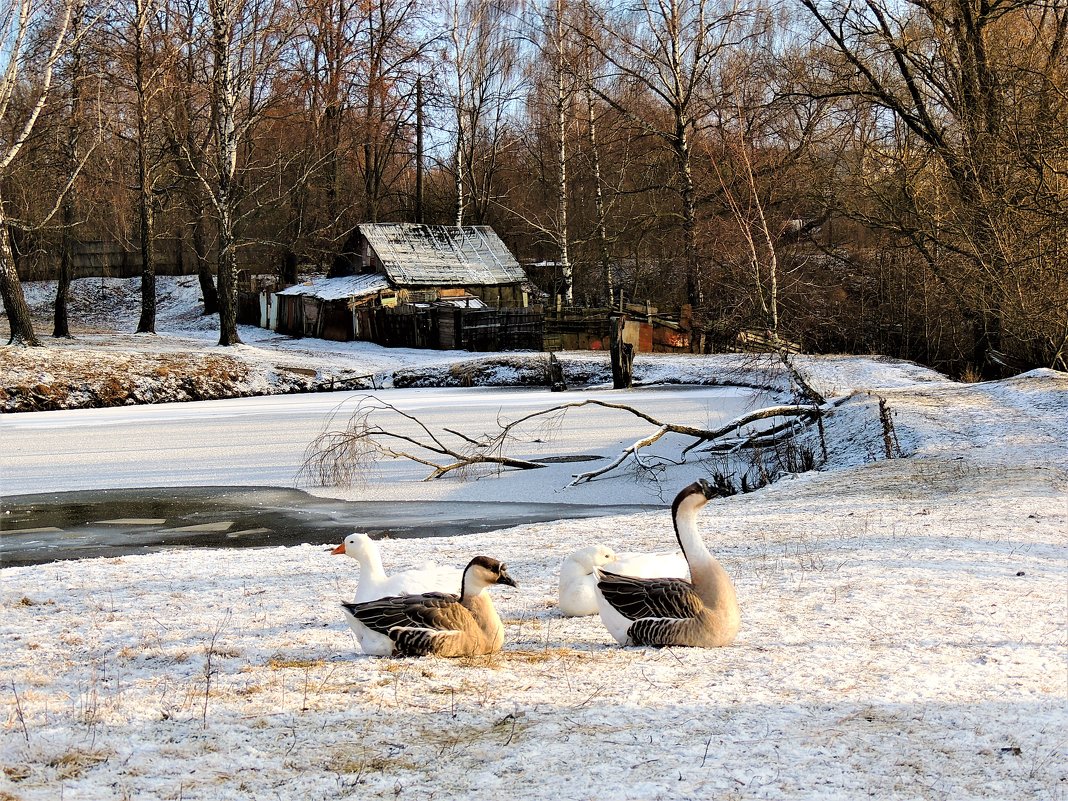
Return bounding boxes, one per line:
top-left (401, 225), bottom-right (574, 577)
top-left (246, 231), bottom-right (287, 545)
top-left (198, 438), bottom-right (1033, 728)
top-left (373, 306), bottom-right (542, 351)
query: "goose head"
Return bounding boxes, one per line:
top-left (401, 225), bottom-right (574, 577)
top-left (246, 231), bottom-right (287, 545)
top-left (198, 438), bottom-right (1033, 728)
top-left (330, 532), bottom-right (375, 559)
top-left (460, 556), bottom-right (517, 598)
top-left (673, 478), bottom-right (727, 517)
top-left (565, 545), bottom-right (618, 573)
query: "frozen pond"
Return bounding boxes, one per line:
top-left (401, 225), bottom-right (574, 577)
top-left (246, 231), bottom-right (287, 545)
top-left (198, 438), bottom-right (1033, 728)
top-left (0, 384), bottom-right (773, 499)
top-left (0, 383), bottom-right (772, 564)
top-left (0, 486), bottom-right (656, 566)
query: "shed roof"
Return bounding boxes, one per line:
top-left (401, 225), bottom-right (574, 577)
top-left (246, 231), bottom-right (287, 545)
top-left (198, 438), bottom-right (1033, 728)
top-left (359, 223), bottom-right (525, 286)
top-left (275, 273), bottom-right (391, 301)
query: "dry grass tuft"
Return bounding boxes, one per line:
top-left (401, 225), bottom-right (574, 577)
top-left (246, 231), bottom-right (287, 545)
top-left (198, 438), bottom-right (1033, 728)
top-left (15, 597), bottom-right (53, 607)
top-left (500, 647), bottom-right (575, 664)
top-left (456, 653), bottom-right (503, 669)
top-left (3, 764), bottom-right (31, 782)
top-left (47, 749), bottom-right (110, 780)
top-left (266, 656), bottom-right (327, 670)
top-left (331, 750), bottom-right (418, 776)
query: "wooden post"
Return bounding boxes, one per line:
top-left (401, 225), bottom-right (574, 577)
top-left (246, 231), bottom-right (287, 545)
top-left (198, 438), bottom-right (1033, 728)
top-left (609, 315), bottom-right (634, 389)
top-left (548, 352), bottom-right (566, 391)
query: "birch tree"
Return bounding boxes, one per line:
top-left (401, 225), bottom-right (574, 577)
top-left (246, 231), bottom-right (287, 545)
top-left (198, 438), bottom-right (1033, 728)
top-left (579, 0), bottom-right (613, 303)
top-left (0, 0), bottom-right (77, 346)
top-left (443, 0), bottom-right (522, 227)
top-left (580, 0), bottom-right (748, 320)
top-left (549, 0), bottom-right (573, 303)
top-left (204, 0), bottom-right (291, 345)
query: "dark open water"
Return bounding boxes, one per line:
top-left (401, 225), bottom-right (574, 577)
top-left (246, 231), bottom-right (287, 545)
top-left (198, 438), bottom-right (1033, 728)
top-left (0, 486), bottom-right (657, 567)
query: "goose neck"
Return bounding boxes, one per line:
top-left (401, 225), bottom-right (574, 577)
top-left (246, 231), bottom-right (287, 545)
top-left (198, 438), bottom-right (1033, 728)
top-left (464, 591), bottom-right (504, 648)
top-left (460, 568), bottom-right (489, 601)
top-left (674, 501), bottom-right (713, 569)
top-left (357, 547), bottom-right (387, 584)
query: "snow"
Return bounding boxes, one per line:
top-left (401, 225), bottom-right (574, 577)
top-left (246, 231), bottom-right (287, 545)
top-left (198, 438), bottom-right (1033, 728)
top-left (275, 274), bottom-right (392, 301)
top-left (1, 278), bottom-right (1066, 800)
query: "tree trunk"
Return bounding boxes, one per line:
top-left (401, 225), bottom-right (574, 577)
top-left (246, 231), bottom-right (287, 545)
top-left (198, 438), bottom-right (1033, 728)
top-left (584, 82), bottom-right (613, 305)
top-left (210, 0), bottom-right (241, 346)
top-left (676, 124), bottom-right (700, 310)
top-left (135, 0), bottom-right (156, 334)
top-left (192, 209), bottom-right (218, 315)
top-left (54, 230), bottom-right (74, 338)
top-left (0, 219), bottom-right (40, 347)
top-left (454, 113), bottom-right (465, 228)
top-left (136, 200), bottom-right (156, 333)
top-left (415, 77), bottom-right (424, 223)
top-left (53, 1), bottom-right (83, 339)
top-left (217, 208), bottom-right (241, 346)
top-left (553, 0), bottom-right (572, 305)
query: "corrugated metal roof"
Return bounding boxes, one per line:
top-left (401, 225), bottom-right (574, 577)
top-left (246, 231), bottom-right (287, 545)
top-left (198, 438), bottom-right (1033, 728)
top-left (359, 223), bottom-right (525, 286)
top-left (275, 274), bottom-right (391, 301)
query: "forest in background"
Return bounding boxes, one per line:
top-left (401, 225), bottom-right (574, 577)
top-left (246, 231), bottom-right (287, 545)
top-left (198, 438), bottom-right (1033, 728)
top-left (0, 0), bottom-right (1065, 377)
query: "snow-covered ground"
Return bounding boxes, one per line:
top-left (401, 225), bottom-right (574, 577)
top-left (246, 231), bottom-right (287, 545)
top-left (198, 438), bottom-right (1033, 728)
top-left (1, 278), bottom-right (1066, 800)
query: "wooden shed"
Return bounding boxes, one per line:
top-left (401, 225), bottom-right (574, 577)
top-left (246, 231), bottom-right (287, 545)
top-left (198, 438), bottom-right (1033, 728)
top-left (346, 223), bottom-right (529, 308)
top-left (268, 225), bottom-right (541, 349)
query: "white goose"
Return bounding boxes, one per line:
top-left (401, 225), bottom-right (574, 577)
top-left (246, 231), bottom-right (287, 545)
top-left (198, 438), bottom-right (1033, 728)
top-left (331, 533), bottom-right (462, 602)
top-left (611, 551), bottom-right (690, 580)
top-left (341, 556), bottom-right (517, 657)
top-left (558, 547), bottom-right (690, 617)
top-left (558, 545), bottom-right (618, 616)
top-left (594, 479), bottom-right (740, 648)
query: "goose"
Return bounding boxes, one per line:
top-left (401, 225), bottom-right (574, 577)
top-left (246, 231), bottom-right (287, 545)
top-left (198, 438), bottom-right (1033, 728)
top-left (558, 545), bottom-right (618, 616)
top-left (594, 479), bottom-right (739, 648)
top-left (611, 551), bottom-right (690, 580)
top-left (558, 547), bottom-right (690, 617)
top-left (331, 532), bottom-right (461, 602)
top-left (340, 556), bottom-right (517, 657)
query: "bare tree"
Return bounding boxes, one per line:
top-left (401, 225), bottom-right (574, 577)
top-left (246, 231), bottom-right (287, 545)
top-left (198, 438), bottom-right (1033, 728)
top-left (169, 0), bottom-right (219, 314)
top-left (800, 0), bottom-right (1068, 374)
top-left (579, 0), bottom-right (613, 303)
top-left (203, 0), bottom-right (291, 345)
top-left (130, 0), bottom-right (168, 334)
top-left (0, 0), bottom-right (78, 346)
top-left (358, 0), bottom-right (433, 222)
top-left (580, 0), bottom-right (751, 320)
top-left (442, 0), bottom-right (522, 227)
top-left (53, 0), bottom-right (87, 339)
top-left (549, 0), bottom-right (573, 303)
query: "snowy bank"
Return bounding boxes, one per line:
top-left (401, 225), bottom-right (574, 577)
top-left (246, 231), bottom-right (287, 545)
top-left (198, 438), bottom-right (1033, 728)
top-left (1, 361), bottom-right (1065, 800)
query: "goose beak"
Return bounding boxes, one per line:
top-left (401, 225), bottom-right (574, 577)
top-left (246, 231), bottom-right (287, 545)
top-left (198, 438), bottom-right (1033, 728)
top-left (496, 569), bottom-right (517, 588)
top-left (330, 542), bottom-right (346, 555)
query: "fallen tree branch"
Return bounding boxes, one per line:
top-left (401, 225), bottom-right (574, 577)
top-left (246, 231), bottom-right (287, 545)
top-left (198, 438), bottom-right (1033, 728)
top-left (300, 395), bottom-right (547, 485)
top-left (568, 425), bottom-right (671, 485)
top-left (300, 393), bottom-right (836, 487)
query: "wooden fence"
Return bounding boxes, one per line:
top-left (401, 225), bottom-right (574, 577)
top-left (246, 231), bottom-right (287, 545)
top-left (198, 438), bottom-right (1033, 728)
top-left (374, 305), bottom-right (543, 351)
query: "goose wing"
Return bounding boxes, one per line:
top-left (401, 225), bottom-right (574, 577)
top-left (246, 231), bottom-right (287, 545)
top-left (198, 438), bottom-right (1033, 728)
top-left (596, 570), bottom-right (703, 621)
top-left (342, 592), bottom-right (465, 636)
